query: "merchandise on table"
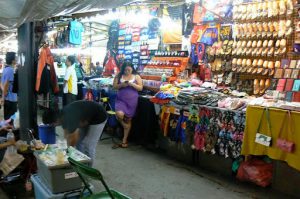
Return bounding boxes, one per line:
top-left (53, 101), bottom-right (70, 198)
top-left (160, 104), bottom-right (246, 159)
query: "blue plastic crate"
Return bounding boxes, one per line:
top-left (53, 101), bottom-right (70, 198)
top-left (31, 174), bottom-right (91, 199)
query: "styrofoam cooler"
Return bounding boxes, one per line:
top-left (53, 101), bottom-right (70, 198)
top-left (34, 147), bottom-right (91, 194)
top-left (31, 174), bottom-right (83, 199)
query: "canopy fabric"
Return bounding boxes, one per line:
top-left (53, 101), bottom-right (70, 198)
top-left (0, 0), bottom-right (133, 30)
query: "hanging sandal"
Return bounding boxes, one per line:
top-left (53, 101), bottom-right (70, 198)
top-left (254, 79), bottom-right (260, 95)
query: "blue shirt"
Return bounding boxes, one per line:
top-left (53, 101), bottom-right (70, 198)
top-left (1, 66), bottom-right (17, 102)
top-left (69, 20), bottom-right (84, 45)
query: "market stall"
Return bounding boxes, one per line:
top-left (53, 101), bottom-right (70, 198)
top-left (78, 0), bottom-right (300, 197)
top-left (2, 0), bottom-right (300, 197)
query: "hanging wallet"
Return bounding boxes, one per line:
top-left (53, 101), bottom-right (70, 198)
top-left (289, 60), bottom-right (297, 68)
top-left (285, 91), bottom-right (293, 102)
top-left (274, 69), bottom-right (284, 79)
top-left (291, 69), bottom-right (300, 79)
top-left (285, 79), bottom-right (294, 91)
top-left (276, 79), bottom-right (287, 91)
top-left (284, 69), bottom-right (292, 78)
top-left (292, 79), bottom-right (300, 91)
top-left (281, 59), bottom-right (290, 68)
top-left (292, 92), bottom-right (300, 102)
top-left (297, 60), bottom-right (300, 69)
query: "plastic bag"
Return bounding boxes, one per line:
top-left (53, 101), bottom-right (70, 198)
top-left (236, 158), bottom-right (273, 187)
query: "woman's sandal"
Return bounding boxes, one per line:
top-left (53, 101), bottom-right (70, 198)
top-left (112, 142), bottom-right (128, 149)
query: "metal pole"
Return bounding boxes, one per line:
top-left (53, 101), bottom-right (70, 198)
top-left (17, 22), bottom-right (37, 141)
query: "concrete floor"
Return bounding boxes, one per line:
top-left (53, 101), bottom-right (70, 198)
top-left (91, 138), bottom-right (293, 199)
top-left (0, 131), bottom-right (295, 199)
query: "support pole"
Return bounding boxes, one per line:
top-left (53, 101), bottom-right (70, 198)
top-left (17, 22), bottom-right (37, 141)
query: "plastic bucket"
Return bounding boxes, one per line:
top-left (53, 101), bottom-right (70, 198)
top-left (38, 125), bottom-right (56, 144)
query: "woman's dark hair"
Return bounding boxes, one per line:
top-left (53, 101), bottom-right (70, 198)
top-left (67, 55), bottom-right (76, 65)
top-left (6, 52), bottom-right (16, 65)
top-left (118, 61), bottom-right (136, 81)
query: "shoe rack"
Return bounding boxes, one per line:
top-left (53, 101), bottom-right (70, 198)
top-left (140, 55), bottom-right (189, 82)
top-left (231, 0), bottom-right (295, 95)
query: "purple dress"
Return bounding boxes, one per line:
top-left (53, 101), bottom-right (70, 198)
top-left (115, 76), bottom-right (139, 118)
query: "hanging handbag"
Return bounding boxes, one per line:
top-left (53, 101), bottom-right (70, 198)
top-left (276, 111), bottom-right (295, 153)
top-left (255, 109), bottom-right (272, 147)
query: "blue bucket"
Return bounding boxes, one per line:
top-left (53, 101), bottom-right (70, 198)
top-left (38, 125), bottom-right (56, 144)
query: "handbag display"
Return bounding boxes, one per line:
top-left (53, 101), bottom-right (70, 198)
top-left (276, 111), bottom-right (295, 153)
top-left (255, 109), bottom-right (272, 147)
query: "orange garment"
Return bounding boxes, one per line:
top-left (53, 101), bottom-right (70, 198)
top-left (242, 106), bottom-right (300, 171)
top-left (160, 106), bottom-right (171, 137)
top-left (35, 47), bottom-right (59, 93)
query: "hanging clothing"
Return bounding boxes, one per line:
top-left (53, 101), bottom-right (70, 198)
top-left (68, 20), bottom-right (84, 45)
top-left (103, 50), bottom-right (119, 76)
top-left (39, 66), bottom-right (51, 94)
top-left (36, 47), bottom-right (59, 94)
top-left (63, 64), bottom-right (78, 95)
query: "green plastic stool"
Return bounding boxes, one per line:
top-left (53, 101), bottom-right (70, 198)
top-left (68, 157), bottom-right (131, 199)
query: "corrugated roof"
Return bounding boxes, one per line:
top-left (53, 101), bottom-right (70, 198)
top-left (0, 0), bottom-right (134, 30)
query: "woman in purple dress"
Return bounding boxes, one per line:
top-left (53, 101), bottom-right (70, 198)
top-left (113, 62), bottom-right (143, 148)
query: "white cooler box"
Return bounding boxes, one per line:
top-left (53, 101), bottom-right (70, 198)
top-left (31, 174), bottom-right (93, 199)
top-left (34, 146), bottom-right (91, 194)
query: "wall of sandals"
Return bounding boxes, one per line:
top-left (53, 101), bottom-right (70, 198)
top-left (192, 0), bottom-right (300, 100)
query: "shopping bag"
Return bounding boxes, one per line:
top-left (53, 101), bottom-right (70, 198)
top-left (0, 149), bottom-right (24, 176)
